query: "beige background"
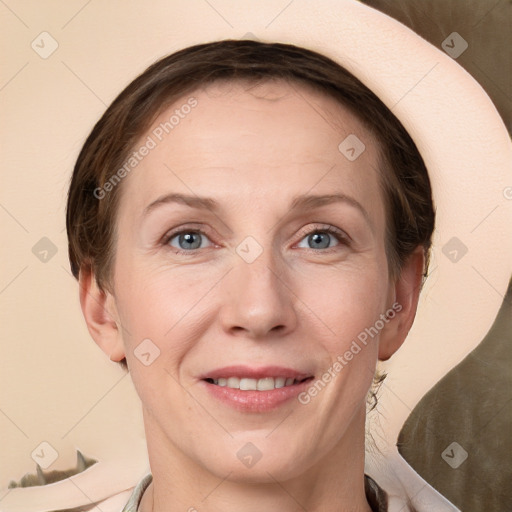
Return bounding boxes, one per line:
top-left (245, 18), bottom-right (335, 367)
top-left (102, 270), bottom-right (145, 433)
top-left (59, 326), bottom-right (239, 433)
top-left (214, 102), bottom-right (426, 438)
top-left (1, 0), bottom-right (511, 498)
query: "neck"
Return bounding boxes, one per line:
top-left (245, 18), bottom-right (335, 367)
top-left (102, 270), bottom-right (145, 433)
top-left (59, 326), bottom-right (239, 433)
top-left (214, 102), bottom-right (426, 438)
top-left (140, 405), bottom-right (372, 512)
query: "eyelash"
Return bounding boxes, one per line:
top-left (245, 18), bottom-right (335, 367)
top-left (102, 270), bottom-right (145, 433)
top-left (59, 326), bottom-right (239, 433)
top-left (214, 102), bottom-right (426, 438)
top-left (298, 224), bottom-right (351, 251)
top-left (161, 224), bottom-right (350, 256)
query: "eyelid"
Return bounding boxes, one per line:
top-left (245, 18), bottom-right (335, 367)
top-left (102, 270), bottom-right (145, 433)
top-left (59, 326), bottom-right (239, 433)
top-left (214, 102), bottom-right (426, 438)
top-left (159, 222), bottom-right (350, 255)
top-left (160, 224), bottom-right (217, 248)
top-left (294, 223), bottom-right (351, 247)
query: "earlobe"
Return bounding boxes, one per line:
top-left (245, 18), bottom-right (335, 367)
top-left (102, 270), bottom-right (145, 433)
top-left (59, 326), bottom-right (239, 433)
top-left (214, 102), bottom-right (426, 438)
top-left (78, 267), bottom-right (126, 362)
top-left (378, 247), bottom-right (426, 361)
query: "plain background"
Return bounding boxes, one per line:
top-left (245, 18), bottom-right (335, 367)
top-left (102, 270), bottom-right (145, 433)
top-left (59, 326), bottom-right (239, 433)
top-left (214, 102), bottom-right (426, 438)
top-left (1, 0), bottom-right (511, 495)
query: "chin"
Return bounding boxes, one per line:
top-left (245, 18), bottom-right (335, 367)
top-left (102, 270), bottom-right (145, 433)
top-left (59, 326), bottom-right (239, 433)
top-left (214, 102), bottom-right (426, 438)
top-left (198, 440), bottom-right (313, 484)
top-left (214, 462), bottom-right (304, 485)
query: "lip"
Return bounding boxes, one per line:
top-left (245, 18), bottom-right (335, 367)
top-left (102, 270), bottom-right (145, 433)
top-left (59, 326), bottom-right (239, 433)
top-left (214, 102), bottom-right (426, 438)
top-left (199, 365), bottom-right (314, 412)
top-left (199, 365), bottom-right (311, 381)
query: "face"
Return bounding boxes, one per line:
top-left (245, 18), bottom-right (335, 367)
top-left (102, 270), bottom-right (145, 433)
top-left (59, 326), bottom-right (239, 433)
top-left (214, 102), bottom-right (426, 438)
top-left (96, 80), bottom-right (405, 483)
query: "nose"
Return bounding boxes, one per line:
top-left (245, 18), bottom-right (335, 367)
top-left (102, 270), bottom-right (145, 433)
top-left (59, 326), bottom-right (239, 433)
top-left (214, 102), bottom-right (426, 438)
top-left (218, 247), bottom-right (298, 339)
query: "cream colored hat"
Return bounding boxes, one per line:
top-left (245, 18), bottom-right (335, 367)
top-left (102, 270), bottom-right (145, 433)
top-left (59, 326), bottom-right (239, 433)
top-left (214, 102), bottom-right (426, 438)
top-left (3, 1), bottom-right (510, 511)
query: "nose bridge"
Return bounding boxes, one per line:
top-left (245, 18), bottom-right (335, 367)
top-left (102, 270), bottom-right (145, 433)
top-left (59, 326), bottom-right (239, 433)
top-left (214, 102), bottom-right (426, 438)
top-left (220, 238), bottom-right (297, 337)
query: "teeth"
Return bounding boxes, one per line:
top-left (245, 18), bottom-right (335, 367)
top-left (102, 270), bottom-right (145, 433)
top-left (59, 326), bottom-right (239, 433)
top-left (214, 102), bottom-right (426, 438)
top-left (209, 376), bottom-right (303, 390)
top-left (256, 377), bottom-right (275, 391)
top-left (240, 378), bottom-right (257, 390)
top-left (274, 377), bottom-right (286, 388)
top-left (227, 377), bottom-right (240, 388)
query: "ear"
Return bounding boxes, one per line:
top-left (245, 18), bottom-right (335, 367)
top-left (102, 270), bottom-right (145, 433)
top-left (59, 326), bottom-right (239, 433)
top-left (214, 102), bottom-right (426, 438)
top-left (378, 246), bottom-right (425, 361)
top-left (78, 267), bottom-right (126, 362)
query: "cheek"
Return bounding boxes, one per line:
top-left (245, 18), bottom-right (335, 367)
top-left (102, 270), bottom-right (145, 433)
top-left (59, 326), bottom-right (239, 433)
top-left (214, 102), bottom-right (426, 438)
top-left (112, 266), bottom-right (205, 412)
top-left (294, 262), bottom-right (389, 347)
top-left (113, 258), bottom-right (220, 361)
top-left (114, 247), bottom-right (389, 357)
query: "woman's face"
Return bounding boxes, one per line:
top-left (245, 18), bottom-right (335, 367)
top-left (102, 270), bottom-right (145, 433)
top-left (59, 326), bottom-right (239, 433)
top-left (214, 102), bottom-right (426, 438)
top-left (103, 80), bottom-right (401, 481)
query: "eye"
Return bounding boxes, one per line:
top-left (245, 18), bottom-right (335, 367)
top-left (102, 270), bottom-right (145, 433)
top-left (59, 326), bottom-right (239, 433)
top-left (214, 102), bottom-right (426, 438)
top-left (166, 230), bottom-right (213, 252)
top-left (296, 226), bottom-right (349, 250)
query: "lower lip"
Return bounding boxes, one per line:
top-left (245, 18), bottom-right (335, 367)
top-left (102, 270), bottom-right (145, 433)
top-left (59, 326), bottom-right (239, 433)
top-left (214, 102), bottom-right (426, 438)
top-left (201, 378), bottom-right (314, 412)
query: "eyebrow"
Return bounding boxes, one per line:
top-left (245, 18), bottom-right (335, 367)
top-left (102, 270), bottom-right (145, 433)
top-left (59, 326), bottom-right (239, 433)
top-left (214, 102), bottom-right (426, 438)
top-left (290, 193), bottom-right (371, 225)
top-left (143, 193), bottom-right (219, 216)
top-left (143, 192), bottom-right (371, 225)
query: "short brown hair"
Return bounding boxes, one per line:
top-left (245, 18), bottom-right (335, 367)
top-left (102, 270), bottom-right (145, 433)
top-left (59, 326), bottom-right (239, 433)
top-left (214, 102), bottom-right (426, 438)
top-left (66, 40), bottom-right (435, 366)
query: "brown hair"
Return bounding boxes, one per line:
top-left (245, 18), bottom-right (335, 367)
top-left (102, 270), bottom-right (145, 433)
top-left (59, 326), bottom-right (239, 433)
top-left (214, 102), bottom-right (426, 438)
top-left (66, 39), bottom-right (435, 368)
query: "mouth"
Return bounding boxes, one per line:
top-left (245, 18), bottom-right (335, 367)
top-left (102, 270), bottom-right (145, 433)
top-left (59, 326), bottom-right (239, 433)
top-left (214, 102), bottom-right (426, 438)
top-left (199, 365), bottom-right (315, 411)
top-left (203, 376), bottom-right (313, 390)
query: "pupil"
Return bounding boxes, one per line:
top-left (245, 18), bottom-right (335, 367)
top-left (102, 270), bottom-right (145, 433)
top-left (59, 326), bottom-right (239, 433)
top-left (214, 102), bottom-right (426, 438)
top-left (310, 232), bottom-right (329, 249)
top-left (180, 232), bottom-right (200, 249)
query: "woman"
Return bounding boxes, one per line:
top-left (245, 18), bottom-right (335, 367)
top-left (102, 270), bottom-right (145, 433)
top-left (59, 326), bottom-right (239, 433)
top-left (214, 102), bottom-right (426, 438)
top-left (66, 40), bottom-right (435, 511)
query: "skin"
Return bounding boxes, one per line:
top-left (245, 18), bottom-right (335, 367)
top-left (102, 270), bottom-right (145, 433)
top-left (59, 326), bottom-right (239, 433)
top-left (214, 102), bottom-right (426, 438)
top-left (80, 79), bottom-right (424, 512)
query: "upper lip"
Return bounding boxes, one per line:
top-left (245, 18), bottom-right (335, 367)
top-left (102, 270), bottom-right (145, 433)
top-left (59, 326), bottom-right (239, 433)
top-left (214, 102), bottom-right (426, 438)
top-left (199, 365), bottom-right (313, 381)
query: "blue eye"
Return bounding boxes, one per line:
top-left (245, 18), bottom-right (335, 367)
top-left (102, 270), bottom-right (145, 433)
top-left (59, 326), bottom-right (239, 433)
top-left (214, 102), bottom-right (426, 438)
top-left (163, 225), bottom-right (348, 255)
top-left (307, 232), bottom-right (333, 249)
top-left (167, 231), bottom-right (212, 251)
top-left (296, 227), bottom-right (348, 250)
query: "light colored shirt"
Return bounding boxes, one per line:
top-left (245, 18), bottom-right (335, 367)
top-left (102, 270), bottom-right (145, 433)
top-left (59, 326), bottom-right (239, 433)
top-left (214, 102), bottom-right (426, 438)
top-left (121, 473), bottom-right (153, 512)
top-left (121, 473), bottom-right (389, 511)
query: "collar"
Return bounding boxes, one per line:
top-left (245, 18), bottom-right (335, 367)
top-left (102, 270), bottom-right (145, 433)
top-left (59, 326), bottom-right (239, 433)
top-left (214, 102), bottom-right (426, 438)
top-left (122, 473), bottom-right (388, 512)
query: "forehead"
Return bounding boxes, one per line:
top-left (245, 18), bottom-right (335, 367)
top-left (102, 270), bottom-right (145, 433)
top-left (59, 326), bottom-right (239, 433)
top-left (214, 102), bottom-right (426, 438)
top-left (116, 79), bottom-right (385, 224)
